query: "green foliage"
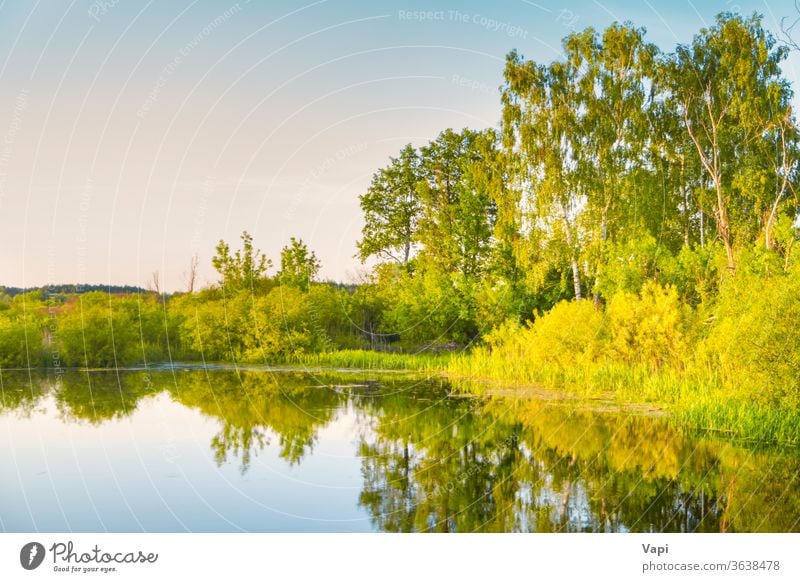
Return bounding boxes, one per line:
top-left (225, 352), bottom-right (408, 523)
top-left (306, 284), bottom-right (357, 349)
top-left (449, 264), bottom-right (800, 443)
top-left (662, 12), bottom-right (794, 269)
top-left (453, 300), bottom-right (606, 386)
top-left (606, 283), bottom-right (688, 368)
top-left (291, 349), bottom-right (451, 371)
top-left (245, 286), bottom-right (320, 360)
top-left (0, 312), bottom-right (42, 368)
top-left (595, 233), bottom-right (661, 297)
top-left (134, 295), bottom-right (180, 362)
top-left (416, 128), bottom-right (498, 279)
top-left (357, 144), bottom-right (420, 264)
top-left (472, 276), bottom-right (526, 336)
top-left (661, 244), bottom-right (721, 305)
top-left (525, 300), bottom-right (607, 368)
top-left (372, 262), bottom-right (474, 346)
top-left (278, 237), bottom-right (320, 291)
top-left (56, 293), bottom-right (141, 368)
top-left (212, 231), bottom-right (272, 293)
top-left (177, 282), bottom-right (361, 363)
top-left (177, 294), bottom-right (235, 361)
top-left (355, 128), bottom-right (506, 346)
top-left (700, 254), bottom-right (800, 409)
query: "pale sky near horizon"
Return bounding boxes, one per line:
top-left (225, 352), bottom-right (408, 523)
top-left (0, 0), bottom-right (797, 291)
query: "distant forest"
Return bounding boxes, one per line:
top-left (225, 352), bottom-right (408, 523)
top-left (0, 284), bottom-right (149, 297)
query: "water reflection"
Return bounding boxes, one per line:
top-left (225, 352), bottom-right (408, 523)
top-left (1, 369), bottom-right (798, 532)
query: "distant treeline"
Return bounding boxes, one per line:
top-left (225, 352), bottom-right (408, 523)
top-left (0, 284), bottom-right (149, 297)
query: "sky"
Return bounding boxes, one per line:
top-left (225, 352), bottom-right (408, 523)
top-left (0, 0), bottom-right (797, 291)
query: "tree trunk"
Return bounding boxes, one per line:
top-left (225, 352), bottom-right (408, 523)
top-left (562, 207), bottom-right (582, 300)
top-left (715, 180), bottom-right (735, 270)
top-left (765, 168), bottom-right (789, 251)
top-left (681, 158), bottom-right (690, 247)
top-left (594, 209), bottom-right (608, 306)
top-left (570, 258), bottom-right (582, 300)
top-left (700, 210), bottom-right (705, 248)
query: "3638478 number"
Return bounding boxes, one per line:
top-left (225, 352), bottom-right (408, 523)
top-left (729, 560), bottom-right (780, 571)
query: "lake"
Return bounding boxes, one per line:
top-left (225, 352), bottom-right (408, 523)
top-left (1, 368), bottom-right (798, 532)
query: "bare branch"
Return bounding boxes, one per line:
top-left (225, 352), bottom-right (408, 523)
top-left (184, 254), bottom-right (199, 293)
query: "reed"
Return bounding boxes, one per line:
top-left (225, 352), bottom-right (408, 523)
top-left (446, 352), bottom-right (800, 446)
top-left (287, 349), bottom-right (455, 371)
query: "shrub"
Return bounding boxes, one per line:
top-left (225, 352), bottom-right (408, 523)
top-left (606, 282), bottom-right (688, 368)
top-left (375, 264), bottom-right (471, 346)
top-left (701, 257), bottom-right (800, 409)
top-left (525, 300), bottom-right (606, 368)
top-left (455, 299), bottom-right (607, 383)
top-left (56, 295), bottom-right (140, 367)
top-left (0, 314), bottom-right (42, 367)
top-left (177, 296), bottom-right (236, 361)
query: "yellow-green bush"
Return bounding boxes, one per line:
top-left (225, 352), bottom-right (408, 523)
top-left (525, 299), bottom-right (606, 368)
top-left (700, 257), bottom-right (800, 409)
top-left (449, 299), bottom-right (606, 384)
top-left (476, 299), bottom-right (607, 371)
top-left (606, 282), bottom-right (688, 368)
top-left (178, 296), bottom-right (235, 361)
top-left (56, 294), bottom-right (140, 367)
top-left (0, 314), bottom-right (42, 368)
top-left (242, 287), bottom-right (316, 360)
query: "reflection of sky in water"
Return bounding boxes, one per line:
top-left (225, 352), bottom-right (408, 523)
top-left (1, 371), bottom-right (798, 533)
top-left (1, 393), bottom-right (373, 532)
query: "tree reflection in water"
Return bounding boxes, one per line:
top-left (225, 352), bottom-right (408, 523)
top-left (6, 369), bottom-right (799, 532)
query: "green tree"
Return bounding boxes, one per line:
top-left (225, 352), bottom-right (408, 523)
top-left (277, 237), bottom-right (321, 291)
top-left (572, 24), bottom-right (662, 300)
top-left (417, 128), bottom-right (498, 280)
top-left (212, 231), bottom-right (271, 292)
top-left (357, 144), bottom-right (421, 265)
top-left (662, 13), bottom-right (793, 270)
top-left (502, 48), bottom-right (587, 300)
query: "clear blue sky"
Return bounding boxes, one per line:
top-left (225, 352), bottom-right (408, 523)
top-left (0, 0), bottom-right (796, 290)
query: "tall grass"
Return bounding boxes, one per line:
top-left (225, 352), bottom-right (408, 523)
top-left (448, 353), bottom-right (800, 445)
top-left (676, 399), bottom-right (800, 446)
top-left (286, 349), bottom-right (455, 371)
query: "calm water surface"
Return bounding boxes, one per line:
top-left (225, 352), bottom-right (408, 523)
top-left (1, 369), bottom-right (798, 532)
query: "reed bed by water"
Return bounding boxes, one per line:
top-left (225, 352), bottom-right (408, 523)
top-left (287, 349), bottom-right (454, 372)
top-left (446, 354), bottom-right (800, 446)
